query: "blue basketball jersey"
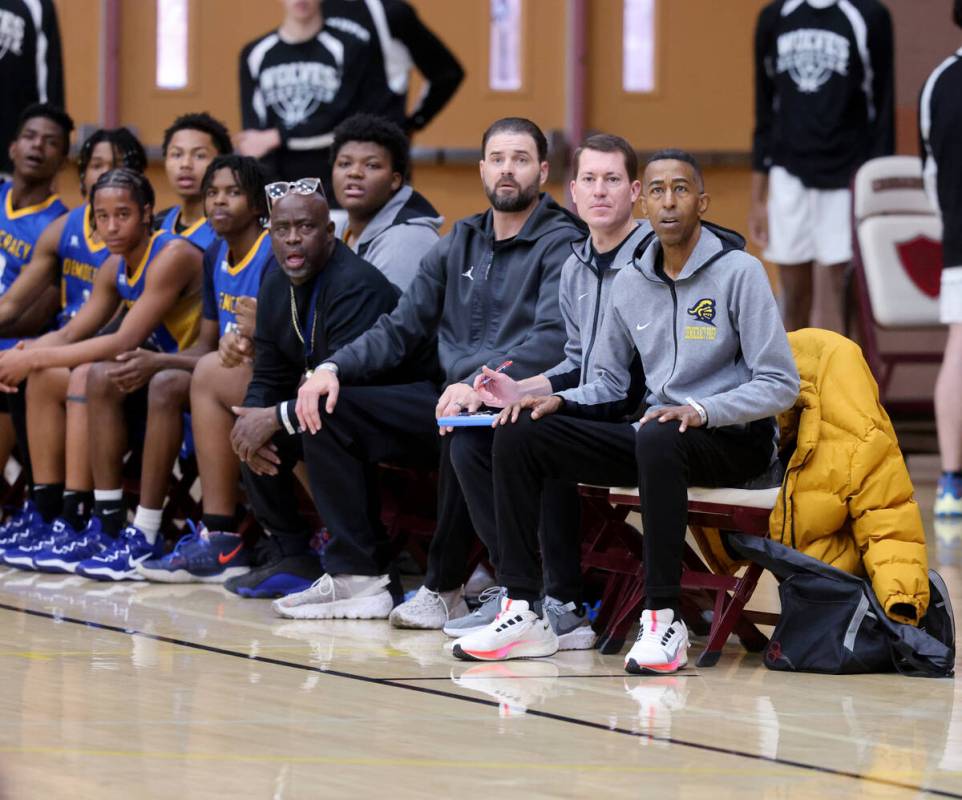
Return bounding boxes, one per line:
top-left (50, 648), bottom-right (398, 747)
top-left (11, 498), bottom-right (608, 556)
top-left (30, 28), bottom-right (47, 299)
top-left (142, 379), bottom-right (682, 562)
top-left (206, 231), bottom-right (274, 336)
top-left (160, 206), bottom-right (216, 252)
top-left (58, 205), bottom-right (110, 327)
top-left (116, 231), bottom-right (200, 354)
top-left (0, 182), bottom-right (67, 294)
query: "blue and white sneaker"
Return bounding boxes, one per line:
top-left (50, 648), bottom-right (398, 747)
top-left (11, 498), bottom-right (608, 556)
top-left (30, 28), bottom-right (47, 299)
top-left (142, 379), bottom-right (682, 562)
top-left (33, 518), bottom-right (111, 574)
top-left (137, 521), bottom-right (252, 584)
top-left (75, 524), bottom-right (164, 581)
top-left (0, 500), bottom-right (43, 554)
top-left (2, 518), bottom-right (78, 570)
top-left (935, 473), bottom-right (962, 518)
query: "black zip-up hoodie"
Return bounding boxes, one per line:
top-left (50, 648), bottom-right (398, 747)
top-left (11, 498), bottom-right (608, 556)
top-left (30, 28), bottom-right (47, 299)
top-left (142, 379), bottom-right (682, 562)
top-left (330, 192), bottom-right (587, 388)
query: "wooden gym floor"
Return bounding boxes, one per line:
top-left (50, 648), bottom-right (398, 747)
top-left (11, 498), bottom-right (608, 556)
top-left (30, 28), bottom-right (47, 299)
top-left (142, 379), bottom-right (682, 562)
top-left (0, 455), bottom-right (959, 799)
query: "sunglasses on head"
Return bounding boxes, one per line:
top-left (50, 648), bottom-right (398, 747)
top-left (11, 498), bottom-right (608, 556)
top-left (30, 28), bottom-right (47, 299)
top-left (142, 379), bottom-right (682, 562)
top-left (265, 177), bottom-right (325, 210)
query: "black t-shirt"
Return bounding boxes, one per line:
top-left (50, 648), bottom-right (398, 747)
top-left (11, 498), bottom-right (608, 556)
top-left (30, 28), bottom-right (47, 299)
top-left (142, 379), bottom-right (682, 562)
top-left (590, 227), bottom-right (638, 272)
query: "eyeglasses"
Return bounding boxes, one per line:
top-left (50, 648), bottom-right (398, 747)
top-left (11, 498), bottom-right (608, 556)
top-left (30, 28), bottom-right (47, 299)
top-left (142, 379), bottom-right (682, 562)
top-left (265, 177), bottom-right (324, 209)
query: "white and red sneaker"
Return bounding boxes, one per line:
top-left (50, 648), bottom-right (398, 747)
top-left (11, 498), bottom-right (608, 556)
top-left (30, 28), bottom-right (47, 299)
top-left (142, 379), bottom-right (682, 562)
top-left (452, 597), bottom-right (558, 662)
top-left (624, 609), bottom-right (689, 675)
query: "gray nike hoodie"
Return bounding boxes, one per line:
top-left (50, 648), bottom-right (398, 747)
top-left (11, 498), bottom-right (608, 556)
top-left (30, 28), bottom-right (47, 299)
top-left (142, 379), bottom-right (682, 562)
top-left (560, 223), bottom-right (799, 428)
top-left (543, 219), bottom-right (653, 390)
top-left (336, 185), bottom-right (444, 292)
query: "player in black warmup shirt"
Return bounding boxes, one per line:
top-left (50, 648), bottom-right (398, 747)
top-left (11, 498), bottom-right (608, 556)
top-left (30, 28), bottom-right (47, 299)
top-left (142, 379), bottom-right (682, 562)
top-left (236, 0), bottom-right (373, 197)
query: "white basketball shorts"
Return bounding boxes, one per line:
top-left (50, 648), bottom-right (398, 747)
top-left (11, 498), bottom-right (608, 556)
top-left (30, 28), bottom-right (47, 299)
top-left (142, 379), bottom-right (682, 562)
top-left (765, 166), bottom-right (853, 266)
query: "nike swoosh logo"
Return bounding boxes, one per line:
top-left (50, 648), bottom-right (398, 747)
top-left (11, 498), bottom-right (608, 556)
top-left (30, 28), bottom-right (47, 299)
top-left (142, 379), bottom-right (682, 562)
top-left (636, 322), bottom-right (651, 331)
top-left (218, 542), bottom-right (244, 565)
top-left (102, 509), bottom-right (120, 515)
top-left (578, 291), bottom-right (590, 301)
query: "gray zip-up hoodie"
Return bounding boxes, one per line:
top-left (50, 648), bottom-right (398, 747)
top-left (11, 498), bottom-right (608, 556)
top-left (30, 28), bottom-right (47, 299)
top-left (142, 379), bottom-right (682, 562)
top-left (543, 220), bottom-right (653, 391)
top-left (561, 223), bottom-right (799, 428)
top-left (335, 185), bottom-right (443, 292)
top-left (330, 192), bottom-right (586, 388)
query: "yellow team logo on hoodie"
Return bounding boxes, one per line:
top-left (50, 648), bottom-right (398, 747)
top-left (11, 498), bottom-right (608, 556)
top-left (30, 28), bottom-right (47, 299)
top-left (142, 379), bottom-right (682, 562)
top-left (685, 297), bottom-right (717, 340)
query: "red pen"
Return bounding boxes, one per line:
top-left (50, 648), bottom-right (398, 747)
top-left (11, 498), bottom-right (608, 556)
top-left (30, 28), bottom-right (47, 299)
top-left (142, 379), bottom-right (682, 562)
top-left (480, 359), bottom-right (513, 386)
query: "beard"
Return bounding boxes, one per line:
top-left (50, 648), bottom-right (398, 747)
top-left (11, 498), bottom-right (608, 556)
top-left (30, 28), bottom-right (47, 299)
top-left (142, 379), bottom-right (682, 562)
top-left (484, 176), bottom-right (540, 213)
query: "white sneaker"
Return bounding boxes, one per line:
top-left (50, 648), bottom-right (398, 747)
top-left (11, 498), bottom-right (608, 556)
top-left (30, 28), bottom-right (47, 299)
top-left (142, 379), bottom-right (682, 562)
top-left (624, 609), bottom-right (689, 675)
top-left (389, 585), bottom-right (469, 629)
top-left (452, 598), bottom-right (558, 661)
top-left (271, 573), bottom-right (393, 620)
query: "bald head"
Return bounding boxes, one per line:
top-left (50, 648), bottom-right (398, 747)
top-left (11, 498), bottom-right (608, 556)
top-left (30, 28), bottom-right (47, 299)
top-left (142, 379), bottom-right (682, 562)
top-left (269, 191), bottom-right (335, 284)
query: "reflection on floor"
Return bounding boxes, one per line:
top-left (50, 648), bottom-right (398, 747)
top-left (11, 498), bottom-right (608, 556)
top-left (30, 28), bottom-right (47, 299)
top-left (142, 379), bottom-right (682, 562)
top-left (0, 455), bottom-right (958, 799)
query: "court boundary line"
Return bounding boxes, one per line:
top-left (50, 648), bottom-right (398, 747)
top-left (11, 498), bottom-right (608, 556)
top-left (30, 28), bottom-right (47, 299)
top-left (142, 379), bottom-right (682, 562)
top-left (1, 600), bottom-right (958, 798)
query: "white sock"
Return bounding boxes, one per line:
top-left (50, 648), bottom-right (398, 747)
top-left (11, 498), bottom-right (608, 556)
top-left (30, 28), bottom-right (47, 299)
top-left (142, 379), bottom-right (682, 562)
top-left (133, 506), bottom-right (163, 544)
top-left (93, 488), bottom-right (123, 502)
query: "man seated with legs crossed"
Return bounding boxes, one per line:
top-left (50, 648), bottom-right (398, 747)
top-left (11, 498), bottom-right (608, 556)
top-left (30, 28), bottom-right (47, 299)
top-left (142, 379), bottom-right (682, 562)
top-left (452, 149), bottom-right (799, 674)
top-left (444, 133), bottom-right (652, 649)
top-left (269, 117), bottom-right (584, 621)
top-left (227, 179), bottom-right (408, 599)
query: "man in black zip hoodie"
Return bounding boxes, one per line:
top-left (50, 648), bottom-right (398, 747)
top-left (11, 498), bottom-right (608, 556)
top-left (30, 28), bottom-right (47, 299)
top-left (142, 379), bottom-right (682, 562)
top-left (269, 117), bottom-right (585, 623)
top-left (227, 185), bottom-right (413, 601)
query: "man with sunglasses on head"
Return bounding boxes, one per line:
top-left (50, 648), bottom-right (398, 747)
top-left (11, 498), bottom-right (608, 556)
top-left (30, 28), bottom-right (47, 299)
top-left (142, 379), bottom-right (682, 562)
top-left (227, 177), bottom-right (420, 598)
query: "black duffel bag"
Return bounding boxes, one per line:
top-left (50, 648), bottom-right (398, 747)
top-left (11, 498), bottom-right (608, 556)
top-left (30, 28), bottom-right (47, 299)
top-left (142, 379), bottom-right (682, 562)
top-left (729, 533), bottom-right (955, 678)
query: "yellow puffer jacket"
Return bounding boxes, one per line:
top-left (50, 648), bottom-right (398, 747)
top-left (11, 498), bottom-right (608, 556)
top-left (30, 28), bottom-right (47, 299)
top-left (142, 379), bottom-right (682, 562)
top-left (769, 329), bottom-right (929, 624)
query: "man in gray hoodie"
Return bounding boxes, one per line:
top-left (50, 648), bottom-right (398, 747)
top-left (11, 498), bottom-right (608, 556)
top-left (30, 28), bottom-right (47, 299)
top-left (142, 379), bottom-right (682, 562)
top-left (266, 117), bottom-right (585, 622)
top-left (331, 114), bottom-right (443, 292)
top-left (451, 149), bottom-right (798, 673)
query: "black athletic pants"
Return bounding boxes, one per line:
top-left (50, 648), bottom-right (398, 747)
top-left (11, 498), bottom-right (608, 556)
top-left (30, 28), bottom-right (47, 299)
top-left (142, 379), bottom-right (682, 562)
top-left (449, 427), bottom-right (584, 603)
top-left (242, 382), bottom-right (474, 580)
top-left (492, 411), bottom-right (773, 609)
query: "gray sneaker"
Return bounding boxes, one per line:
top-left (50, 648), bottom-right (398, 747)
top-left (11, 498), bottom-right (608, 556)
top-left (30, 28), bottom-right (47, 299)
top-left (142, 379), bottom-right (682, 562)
top-left (442, 586), bottom-right (506, 638)
top-left (544, 595), bottom-right (597, 650)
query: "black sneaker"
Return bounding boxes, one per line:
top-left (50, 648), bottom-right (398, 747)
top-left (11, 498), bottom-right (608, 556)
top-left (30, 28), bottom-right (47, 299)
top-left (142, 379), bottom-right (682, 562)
top-left (224, 536), bottom-right (323, 598)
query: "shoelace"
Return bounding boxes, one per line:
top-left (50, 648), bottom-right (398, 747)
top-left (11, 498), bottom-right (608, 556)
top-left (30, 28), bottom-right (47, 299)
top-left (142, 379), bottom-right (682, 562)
top-left (414, 587), bottom-right (449, 616)
top-left (473, 586), bottom-right (504, 617)
top-left (301, 573), bottom-right (336, 600)
top-left (542, 596), bottom-right (575, 620)
top-left (166, 524), bottom-right (204, 558)
top-left (637, 621), bottom-right (676, 647)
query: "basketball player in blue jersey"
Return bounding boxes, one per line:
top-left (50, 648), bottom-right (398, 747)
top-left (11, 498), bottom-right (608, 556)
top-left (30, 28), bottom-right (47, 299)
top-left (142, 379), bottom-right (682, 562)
top-left (136, 156), bottom-right (276, 583)
top-left (0, 127), bottom-right (148, 558)
top-left (0, 103), bottom-right (71, 550)
top-left (0, 169), bottom-right (202, 577)
top-left (156, 113), bottom-right (233, 253)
